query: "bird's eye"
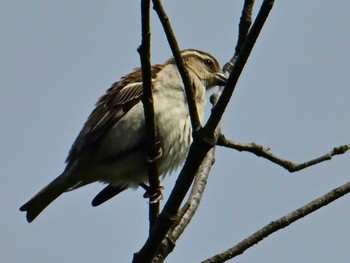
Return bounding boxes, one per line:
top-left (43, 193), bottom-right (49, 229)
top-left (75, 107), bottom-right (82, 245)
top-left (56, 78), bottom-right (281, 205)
top-left (204, 59), bottom-right (215, 71)
top-left (204, 59), bottom-right (214, 70)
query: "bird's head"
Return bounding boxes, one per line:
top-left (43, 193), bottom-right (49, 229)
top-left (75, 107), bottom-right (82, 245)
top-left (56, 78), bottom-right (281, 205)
top-left (170, 49), bottom-right (227, 89)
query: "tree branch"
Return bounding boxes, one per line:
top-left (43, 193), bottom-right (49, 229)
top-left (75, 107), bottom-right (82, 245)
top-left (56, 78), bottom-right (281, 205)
top-left (236, 0), bottom-right (255, 54)
top-left (138, 0), bottom-right (160, 232)
top-left (133, 1), bottom-right (275, 262)
top-left (133, 138), bottom-right (212, 263)
top-left (217, 134), bottom-right (350, 172)
top-left (152, 0), bottom-right (201, 131)
top-left (206, 0), bottom-right (274, 134)
top-left (223, 0), bottom-right (255, 74)
top-left (201, 180), bottom-right (350, 263)
top-left (153, 2), bottom-right (260, 249)
top-left (153, 147), bottom-right (216, 262)
top-left (157, 4), bottom-right (258, 259)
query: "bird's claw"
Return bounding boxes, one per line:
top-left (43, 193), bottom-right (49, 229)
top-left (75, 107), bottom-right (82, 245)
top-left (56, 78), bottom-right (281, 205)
top-left (146, 143), bottom-right (163, 163)
top-left (141, 184), bottom-right (164, 203)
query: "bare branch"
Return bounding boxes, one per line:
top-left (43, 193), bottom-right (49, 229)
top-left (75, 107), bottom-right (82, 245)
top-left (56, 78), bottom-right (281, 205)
top-left (153, 147), bottom-right (216, 262)
top-left (138, 0), bottom-right (160, 232)
top-left (223, 0), bottom-right (255, 74)
top-left (218, 134), bottom-right (350, 172)
top-left (152, 0), bottom-right (201, 131)
top-left (236, 0), bottom-right (255, 54)
top-left (133, 1), bottom-right (275, 262)
top-left (206, 0), bottom-right (274, 134)
top-left (201, 180), bottom-right (350, 263)
top-left (162, 4), bottom-right (258, 257)
top-left (154, 1), bottom-right (260, 249)
top-left (133, 138), bottom-right (211, 263)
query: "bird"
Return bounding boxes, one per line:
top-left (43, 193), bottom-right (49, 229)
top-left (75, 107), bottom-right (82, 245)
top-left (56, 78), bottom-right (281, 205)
top-left (20, 49), bottom-right (227, 223)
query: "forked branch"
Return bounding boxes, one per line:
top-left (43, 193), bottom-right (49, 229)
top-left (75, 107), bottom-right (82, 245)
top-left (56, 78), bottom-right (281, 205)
top-left (133, 1), bottom-right (275, 262)
top-left (218, 134), bottom-right (350, 172)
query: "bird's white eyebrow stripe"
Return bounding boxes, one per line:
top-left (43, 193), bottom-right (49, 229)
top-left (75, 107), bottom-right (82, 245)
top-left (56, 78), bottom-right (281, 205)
top-left (180, 50), bottom-right (214, 61)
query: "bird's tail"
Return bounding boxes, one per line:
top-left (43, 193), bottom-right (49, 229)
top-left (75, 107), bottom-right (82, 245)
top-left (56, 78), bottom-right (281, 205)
top-left (91, 184), bottom-right (126, 207)
top-left (19, 171), bottom-right (79, 223)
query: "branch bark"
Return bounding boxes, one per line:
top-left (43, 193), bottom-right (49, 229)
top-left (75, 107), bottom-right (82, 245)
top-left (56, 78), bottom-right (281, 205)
top-left (201, 180), bottom-right (350, 263)
top-left (154, 1), bottom-right (258, 257)
top-left (223, 0), bottom-right (255, 74)
top-left (138, 0), bottom-right (160, 232)
top-left (206, 0), bottom-right (274, 134)
top-left (152, 147), bottom-right (216, 262)
top-left (218, 134), bottom-right (350, 172)
top-left (152, 0), bottom-right (201, 131)
top-left (133, 1), bottom-right (275, 262)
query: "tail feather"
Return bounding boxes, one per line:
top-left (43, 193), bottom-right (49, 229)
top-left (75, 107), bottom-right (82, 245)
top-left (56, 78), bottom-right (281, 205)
top-left (20, 172), bottom-right (79, 223)
top-left (91, 184), bottom-right (126, 207)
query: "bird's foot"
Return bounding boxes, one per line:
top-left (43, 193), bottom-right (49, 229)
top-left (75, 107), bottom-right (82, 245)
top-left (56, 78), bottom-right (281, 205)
top-left (146, 142), bottom-right (163, 163)
top-left (140, 183), bottom-right (164, 203)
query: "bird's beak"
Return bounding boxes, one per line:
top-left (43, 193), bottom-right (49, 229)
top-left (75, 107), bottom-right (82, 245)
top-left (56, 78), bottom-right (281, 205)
top-left (214, 72), bottom-right (227, 86)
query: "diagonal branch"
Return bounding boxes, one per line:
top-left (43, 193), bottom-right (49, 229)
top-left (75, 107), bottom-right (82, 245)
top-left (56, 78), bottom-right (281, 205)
top-left (205, 0), bottom-right (274, 134)
top-left (152, 147), bottom-right (217, 262)
top-left (153, 1), bottom-right (258, 261)
top-left (133, 1), bottom-right (275, 262)
top-left (152, 0), bottom-right (201, 131)
top-left (236, 0), bottom-right (255, 54)
top-left (223, 0), bottom-right (255, 75)
top-left (133, 138), bottom-right (211, 263)
top-left (138, 0), bottom-right (160, 232)
top-left (217, 134), bottom-right (350, 172)
top-left (201, 180), bottom-right (350, 263)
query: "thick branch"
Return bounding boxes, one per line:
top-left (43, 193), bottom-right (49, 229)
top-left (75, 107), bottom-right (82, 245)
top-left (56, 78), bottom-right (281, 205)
top-left (160, 3), bottom-right (256, 257)
top-left (138, 0), bottom-right (160, 232)
top-left (218, 134), bottom-right (350, 172)
top-left (133, 139), bottom-right (212, 263)
top-left (133, 1), bottom-right (275, 262)
top-left (153, 147), bottom-right (216, 262)
top-left (153, 1), bottom-right (259, 250)
top-left (201, 180), bottom-right (350, 263)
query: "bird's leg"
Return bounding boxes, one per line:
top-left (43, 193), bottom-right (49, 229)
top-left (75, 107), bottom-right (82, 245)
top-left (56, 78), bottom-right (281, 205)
top-left (140, 183), bottom-right (164, 203)
top-left (146, 141), bottom-right (163, 163)
top-left (142, 141), bottom-right (163, 203)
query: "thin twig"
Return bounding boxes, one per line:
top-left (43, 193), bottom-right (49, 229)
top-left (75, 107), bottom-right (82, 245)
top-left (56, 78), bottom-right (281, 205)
top-left (236, 0), bottom-right (255, 54)
top-left (152, 0), bottom-right (201, 131)
top-left (201, 180), bottom-right (350, 263)
top-left (223, 0), bottom-right (255, 74)
top-left (206, 0), bottom-right (274, 134)
top-left (218, 134), bottom-right (350, 172)
top-left (138, 0), bottom-right (160, 232)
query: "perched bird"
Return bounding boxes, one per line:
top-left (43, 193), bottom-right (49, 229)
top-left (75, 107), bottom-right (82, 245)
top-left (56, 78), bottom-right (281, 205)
top-left (20, 49), bottom-right (227, 223)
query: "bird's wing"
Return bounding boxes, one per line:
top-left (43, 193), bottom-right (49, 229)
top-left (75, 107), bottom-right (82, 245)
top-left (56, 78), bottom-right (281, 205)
top-left (65, 65), bottom-right (163, 165)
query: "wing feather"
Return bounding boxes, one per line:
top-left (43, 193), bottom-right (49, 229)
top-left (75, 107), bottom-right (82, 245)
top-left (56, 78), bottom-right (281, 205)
top-left (65, 65), bottom-right (163, 165)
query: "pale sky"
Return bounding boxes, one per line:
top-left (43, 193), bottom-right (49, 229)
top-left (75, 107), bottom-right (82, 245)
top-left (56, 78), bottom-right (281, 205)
top-left (2, 1), bottom-right (350, 262)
